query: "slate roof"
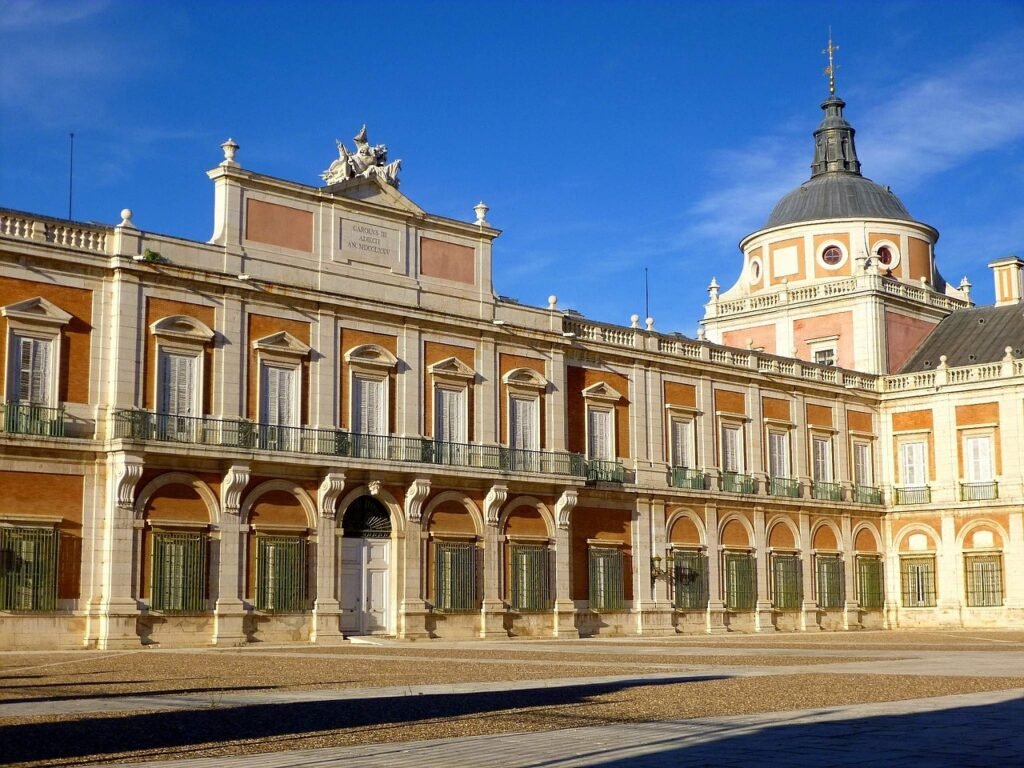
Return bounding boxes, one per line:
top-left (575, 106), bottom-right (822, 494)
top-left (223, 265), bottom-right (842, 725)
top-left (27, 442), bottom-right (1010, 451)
top-left (900, 304), bottom-right (1024, 372)
top-left (766, 173), bottom-right (914, 228)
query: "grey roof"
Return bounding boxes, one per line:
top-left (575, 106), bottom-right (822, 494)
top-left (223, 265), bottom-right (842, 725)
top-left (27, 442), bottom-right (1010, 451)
top-left (900, 304), bottom-right (1024, 372)
top-left (766, 172), bottom-right (914, 228)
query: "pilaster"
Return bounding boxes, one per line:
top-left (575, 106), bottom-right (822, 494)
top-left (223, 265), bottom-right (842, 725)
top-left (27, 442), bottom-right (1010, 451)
top-left (799, 510), bottom-right (820, 630)
top-left (704, 502), bottom-right (728, 633)
top-left (552, 490), bottom-right (579, 638)
top-left (480, 484), bottom-right (508, 637)
top-left (313, 473), bottom-right (345, 643)
top-left (753, 505), bottom-right (775, 631)
top-left (398, 479), bottom-right (431, 637)
top-left (214, 464), bottom-right (249, 645)
top-left (841, 513), bottom-right (860, 629)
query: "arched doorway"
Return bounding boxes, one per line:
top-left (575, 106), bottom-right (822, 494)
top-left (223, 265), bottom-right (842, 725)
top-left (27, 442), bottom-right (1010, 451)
top-left (340, 495), bottom-right (392, 634)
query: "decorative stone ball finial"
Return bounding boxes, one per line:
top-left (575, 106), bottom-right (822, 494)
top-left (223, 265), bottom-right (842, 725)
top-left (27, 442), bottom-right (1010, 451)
top-left (697, 326), bottom-right (706, 341)
top-left (118, 208), bottom-right (135, 228)
top-left (645, 317), bottom-right (655, 332)
top-left (1004, 346), bottom-right (1015, 362)
top-left (630, 314), bottom-right (640, 329)
top-left (547, 295), bottom-right (558, 310)
top-left (474, 201), bottom-right (489, 226)
top-left (221, 138), bottom-right (239, 165)
top-left (708, 277), bottom-right (720, 301)
top-left (938, 355), bottom-right (948, 369)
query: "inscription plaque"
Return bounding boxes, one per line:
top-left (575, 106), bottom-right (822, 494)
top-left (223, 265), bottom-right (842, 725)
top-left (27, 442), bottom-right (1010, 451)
top-left (339, 218), bottom-right (400, 267)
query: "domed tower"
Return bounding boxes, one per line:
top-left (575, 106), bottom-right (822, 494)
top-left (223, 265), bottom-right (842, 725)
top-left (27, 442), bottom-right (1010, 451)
top-left (701, 50), bottom-right (970, 374)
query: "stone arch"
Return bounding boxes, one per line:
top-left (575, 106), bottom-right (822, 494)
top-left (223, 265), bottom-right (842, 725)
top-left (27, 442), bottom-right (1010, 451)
top-left (766, 515), bottom-right (800, 550)
top-left (241, 479), bottom-right (316, 529)
top-left (135, 472), bottom-right (220, 524)
top-left (423, 491), bottom-right (484, 536)
top-left (719, 514), bottom-right (754, 548)
top-left (665, 507), bottom-right (706, 546)
top-left (956, 519), bottom-right (1007, 550)
top-left (852, 522), bottom-right (882, 553)
top-left (894, 522), bottom-right (940, 553)
top-left (498, 496), bottom-right (554, 538)
top-left (811, 519), bottom-right (843, 551)
top-left (336, 485), bottom-right (404, 535)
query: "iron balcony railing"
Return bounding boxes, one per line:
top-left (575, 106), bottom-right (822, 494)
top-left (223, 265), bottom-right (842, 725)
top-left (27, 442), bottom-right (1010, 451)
top-left (0, 402), bottom-right (66, 438)
top-left (960, 481), bottom-right (998, 501)
top-left (671, 467), bottom-right (706, 491)
top-left (770, 476), bottom-right (801, 498)
top-left (111, 410), bottom-right (589, 478)
top-left (895, 486), bottom-right (931, 505)
top-left (855, 485), bottom-right (883, 505)
top-left (586, 459), bottom-right (626, 484)
top-left (721, 471), bottom-right (756, 494)
top-left (813, 481), bottom-right (842, 502)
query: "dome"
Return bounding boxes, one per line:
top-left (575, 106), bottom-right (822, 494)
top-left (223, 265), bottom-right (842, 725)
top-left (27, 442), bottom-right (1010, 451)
top-left (766, 172), bottom-right (913, 228)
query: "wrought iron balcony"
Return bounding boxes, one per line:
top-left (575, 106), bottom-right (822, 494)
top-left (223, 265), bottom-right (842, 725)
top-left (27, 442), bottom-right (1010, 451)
top-left (0, 402), bottom-right (66, 438)
top-left (111, 410), bottom-right (588, 478)
top-left (770, 476), bottom-right (801, 498)
top-left (721, 471), bottom-right (755, 494)
top-left (813, 481), bottom-right (842, 502)
top-left (586, 459), bottom-right (626, 484)
top-left (854, 485), bottom-right (883, 505)
top-left (671, 467), bottom-right (706, 491)
top-left (895, 486), bottom-right (931, 505)
top-left (960, 481), bottom-right (998, 502)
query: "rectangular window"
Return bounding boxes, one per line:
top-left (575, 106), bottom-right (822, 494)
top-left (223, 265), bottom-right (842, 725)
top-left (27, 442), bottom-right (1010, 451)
top-left (435, 540), bottom-right (477, 612)
top-left (900, 556), bottom-right (936, 608)
top-left (0, 526), bottom-right (58, 611)
top-left (587, 408), bottom-right (613, 460)
top-left (853, 441), bottom-right (872, 486)
top-left (509, 544), bottom-right (549, 611)
top-left (255, 535), bottom-right (306, 612)
top-left (352, 375), bottom-right (385, 435)
top-left (12, 335), bottom-right (52, 405)
top-left (964, 436), bottom-right (994, 483)
top-left (673, 550), bottom-right (708, 610)
top-left (670, 417), bottom-right (694, 468)
top-left (721, 424), bottom-right (743, 473)
top-left (812, 437), bottom-right (833, 482)
top-left (509, 396), bottom-right (539, 451)
top-left (151, 531), bottom-right (206, 613)
top-left (813, 348), bottom-right (836, 367)
top-left (158, 351), bottom-right (197, 416)
top-left (724, 552), bottom-right (755, 610)
top-left (964, 554), bottom-right (1002, 607)
top-left (588, 547), bottom-right (624, 610)
top-left (771, 553), bottom-right (801, 610)
top-left (899, 441), bottom-right (927, 487)
top-left (816, 555), bottom-right (844, 609)
top-left (768, 431), bottom-right (789, 478)
top-left (261, 365), bottom-right (296, 426)
top-left (856, 556), bottom-right (884, 609)
top-left (435, 387), bottom-right (467, 443)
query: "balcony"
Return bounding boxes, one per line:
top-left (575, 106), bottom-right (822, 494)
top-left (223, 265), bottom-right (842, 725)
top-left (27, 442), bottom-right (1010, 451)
top-left (770, 476), bottom-right (801, 498)
top-left (895, 486), bottom-right (931, 505)
top-left (854, 485), bottom-right (883, 505)
top-left (721, 471), bottom-right (755, 494)
top-left (671, 467), bottom-right (706, 491)
top-left (111, 410), bottom-right (589, 478)
top-left (813, 481), bottom-right (842, 502)
top-left (960, 481), bottom-right (998, 502)
top-left (0, 402), bottom-right (66, 438)
top-left (586, 459), bottom-right (626, 484)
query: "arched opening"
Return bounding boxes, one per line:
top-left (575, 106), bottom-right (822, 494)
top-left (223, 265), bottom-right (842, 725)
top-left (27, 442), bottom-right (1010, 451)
top-left (340, 495), bottom-right (393, 634)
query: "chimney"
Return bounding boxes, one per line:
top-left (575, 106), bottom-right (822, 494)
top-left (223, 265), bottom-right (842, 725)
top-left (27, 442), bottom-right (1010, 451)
top-left (988, 256), bottom-right (1024, 306)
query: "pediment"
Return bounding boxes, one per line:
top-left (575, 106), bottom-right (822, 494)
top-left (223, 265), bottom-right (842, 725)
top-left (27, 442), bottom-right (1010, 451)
top-left (502, 367), bottom-right (547, 389)
top-left (427, 356), bottom-right (476, 380)
top-left (150, 314), bottom-right (215, 343)
top-left (1, 296), bottom-right (73, 327)
top-left (251, 331), bottom-right (311, 356)
top-left (344, 343), bottom-right (398, 369)
top-left (323, 174), bottom-right (425, 215)
top-left (581, 381), bottom-right (623, 402)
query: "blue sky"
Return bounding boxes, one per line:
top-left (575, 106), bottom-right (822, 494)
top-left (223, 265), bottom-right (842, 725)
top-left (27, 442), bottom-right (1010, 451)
top-left (2, 0), bottom-right (1023, 334)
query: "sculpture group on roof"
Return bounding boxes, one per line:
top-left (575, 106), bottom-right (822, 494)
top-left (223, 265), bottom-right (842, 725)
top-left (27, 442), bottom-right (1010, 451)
top-left (321, 125), bottom-right (402, 187)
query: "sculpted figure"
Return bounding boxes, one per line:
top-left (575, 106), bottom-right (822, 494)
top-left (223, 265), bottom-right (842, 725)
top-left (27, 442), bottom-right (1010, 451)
top-left (321, 125), bottom-right (402, 187)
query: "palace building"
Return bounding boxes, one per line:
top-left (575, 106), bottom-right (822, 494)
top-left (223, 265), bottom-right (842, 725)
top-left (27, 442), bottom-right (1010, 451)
top-left (0, 80), bottom-right (1021, 649)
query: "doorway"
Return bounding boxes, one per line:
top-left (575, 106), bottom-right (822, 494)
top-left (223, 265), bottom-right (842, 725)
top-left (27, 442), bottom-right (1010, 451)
top-left (340, 496), bottom-right (392, 634)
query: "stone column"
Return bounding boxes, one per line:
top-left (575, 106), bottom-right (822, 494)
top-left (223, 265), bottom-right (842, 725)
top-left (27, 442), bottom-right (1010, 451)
top-left (882, 514), bottom-right (899, 629)
top-left (937, 512), bottom-right (963, 626)
top-left (311, 308), bottom-right (337, 429)
top-left (704, 502), bottom-right (728, 633)
top-left (799, 510), bottom-right (820, 630)
top-left (841, 513), bottom-right (860, 629)
top-left (480, 484), bottom-right (508, 637)
top-left (753, 505), bottom-right (776, 631)
top-left (313, 473), bottom-right (345, 643)
top-left (216, 293), bottom-right (245, 418)
top-left (398, 326), bottom-right (422, 436)
top-left (398, 479), bottom-right (430, 638)
top-left (552, 490), bottom-right (579, 638)
top-left (548, 347), bottom-right (568, 452)
top-left (637, 497), bottom-right (673, 635)
top-left (214, 464), bottom-right (249, 646)
top-left (478, 337), bottom-right (498, 445)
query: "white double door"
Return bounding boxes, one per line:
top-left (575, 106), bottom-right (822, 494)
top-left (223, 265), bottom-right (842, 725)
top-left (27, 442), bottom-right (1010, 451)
top-left (340, 537), bottom-right (390, 634)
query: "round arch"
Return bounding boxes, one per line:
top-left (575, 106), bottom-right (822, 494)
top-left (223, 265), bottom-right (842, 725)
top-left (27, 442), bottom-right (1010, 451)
top-left (336, 485), bottom-right (404, 535)
top-left (134, 472), bottom-right (220, 524)
top-left (240, 480), bottom-right (317, 529)
top-left (810, 519), bottom-right (844, 551)
top-left (851, 521), bottom-right (883, 552)
top-left (893, 522), bottom-right (940, 552)
top-left (665, 507), bottom-right (706, 547)
top-left (766, 515), bottom-right (801, 550)
top-left (955, 518), bottom-right (1008, 550)
top-left (423, 491), bottom-right (484, 536)
top-left (497, 495), bottom-right (555, 538)
top-left (719, 513), bottom-right (755, 548)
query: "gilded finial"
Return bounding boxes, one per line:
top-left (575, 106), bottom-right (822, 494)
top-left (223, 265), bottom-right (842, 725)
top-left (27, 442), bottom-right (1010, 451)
top-left (823, 30), bottom-right (839, 95)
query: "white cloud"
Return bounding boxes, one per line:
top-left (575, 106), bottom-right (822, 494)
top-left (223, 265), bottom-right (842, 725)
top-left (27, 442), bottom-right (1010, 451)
top-left (0, 0), bottom-right (108, 30)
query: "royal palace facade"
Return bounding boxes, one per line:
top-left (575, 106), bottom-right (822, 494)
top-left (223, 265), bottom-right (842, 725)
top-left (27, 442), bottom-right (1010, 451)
top-left (0, 92), bottom-right (1022, 650)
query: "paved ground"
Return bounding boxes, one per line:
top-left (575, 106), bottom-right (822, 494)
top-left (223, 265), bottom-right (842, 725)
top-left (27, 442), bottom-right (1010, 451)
top-left (1, 630), bottom-right (1022, 766)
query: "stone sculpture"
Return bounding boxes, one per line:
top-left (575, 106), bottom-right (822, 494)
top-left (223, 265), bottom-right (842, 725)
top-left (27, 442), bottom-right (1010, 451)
top-left (321, 125), bottom-right (402, 187)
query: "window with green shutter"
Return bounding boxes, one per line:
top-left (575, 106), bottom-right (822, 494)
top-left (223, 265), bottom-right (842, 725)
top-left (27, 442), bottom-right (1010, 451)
top-left (435, 540), bottom-right (477, 612)
top-left (151, 531), bottom-right (206, 613)
top-left (771, 553), bottom-right (801, 610)
top-left (673, 550), bottom-right (708, 610)
top-left (900, 556), bottom-right (936, 607)
top-left (589, 547), bottom-right (624, 610)
top-left (816, 555), bottom-right (844, 609)
top-left (964, 555), bottom-right (1002, 607)
top-left (724, 552), bottom-right (755, 610)
top-left (856, 556), bottom-right (884, 608)
top-left (0, 526), bottom-right (58, 611)
top-left (255, 535), bottom-right (306, 612)
top-left (509, 544), bottom-right (550, 611)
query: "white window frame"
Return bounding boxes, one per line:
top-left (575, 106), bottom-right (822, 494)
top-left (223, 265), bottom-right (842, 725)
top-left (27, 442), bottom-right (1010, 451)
top-left (872, 239), bottom-right (901, 271)
top-left (586, 406), bottom-right (614, 461)
top-left (344, 344), bottom-right (398, 435)
top-left (150, 315), bottom-right (215, 416)
top-left (508, 394), bottom-right (540, 451)
top-left (156, 348), bottom-right (201, 417)
top-left (252, 331), bottom-right (311, 427)
top-left (2, 297), bottom-right (73, 407)
top-left (816, 240), bottom-right (848, 271)
top-left (259, 362), bottom-right (300, 427)
top-left (503, 367), bottom-right (546, 451)
top-left (427, 356), bottom-right (476, 442)
top-left (963, 432), bottom-right (995, 483)
top-left (719, 420), bottom-right (745, 474)
top-left (808, 335), bottom-right (839, 367)
top-left (434, 383), bottom-right (468, 444)
top-left (899, 439), bottom-right (928, 487)
top-left (852, 439), bottom-right (873, 486)
top-left (350, 372), bottom-right (388, 435)
top-left (766, 428), bottom-right (790, 479)
top-left (581, 381), bottom-right (623, 461)
top-left (668, 413), bottom-right (695, 469)
top-left (811, 434), bottom-right (834, 483)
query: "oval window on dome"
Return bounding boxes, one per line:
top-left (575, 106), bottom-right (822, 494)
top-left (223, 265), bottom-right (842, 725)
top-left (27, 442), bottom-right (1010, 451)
top-left (822, 246), bottom-right (843, 266)
top-left (874, 243), bottom-right (901, 270)
top-left (748, 257), bottom-right (762, 284)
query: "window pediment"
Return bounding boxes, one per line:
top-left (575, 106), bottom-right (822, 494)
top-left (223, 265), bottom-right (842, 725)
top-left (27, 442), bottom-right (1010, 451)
top-left (251, 331), bottom-right (311, 357)
top-left (345, 343), bottom-right (398, 369)
top-left (150, 315), bottom-right (215, 343)
top-left (1, 297), bottom-right (72, 328)
top-left (428, 356), bottom-right (475, 380)
top-left (581, 381), bottom-right (623, 403)
top-left (502, 367), bottom-right (546, 390)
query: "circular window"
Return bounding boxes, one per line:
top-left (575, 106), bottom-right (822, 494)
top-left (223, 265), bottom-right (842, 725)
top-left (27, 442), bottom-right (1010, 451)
top-left (748, 257), bottom-right (762, 284)
top-left (873, 242), bottom-right (901, 270)
top-left (822, 246), bottom-right (843, 266)
top-left (876, 246), bottom-right (893, 266)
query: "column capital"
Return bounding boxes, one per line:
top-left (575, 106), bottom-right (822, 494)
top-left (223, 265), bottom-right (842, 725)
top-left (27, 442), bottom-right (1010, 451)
top-left (483, 484), bottom-right (509, 527)
top-left (555, 489), bottom-right (578, 530)
top-left (318, 472), bottom-right (346, 519)
top-left (221, 464), bottom-right (250, 515)
top-left (404, 478), bottom-right (432, 522)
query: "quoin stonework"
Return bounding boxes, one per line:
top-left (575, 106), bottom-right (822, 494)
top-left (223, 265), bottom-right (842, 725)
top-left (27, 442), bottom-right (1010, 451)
top-left (0, 77), bottom-right (1021, 650)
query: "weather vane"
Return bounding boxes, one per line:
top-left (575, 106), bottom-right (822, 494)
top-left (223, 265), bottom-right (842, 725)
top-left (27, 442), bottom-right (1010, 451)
top-left (823, 30), bottom-right (839, 95)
